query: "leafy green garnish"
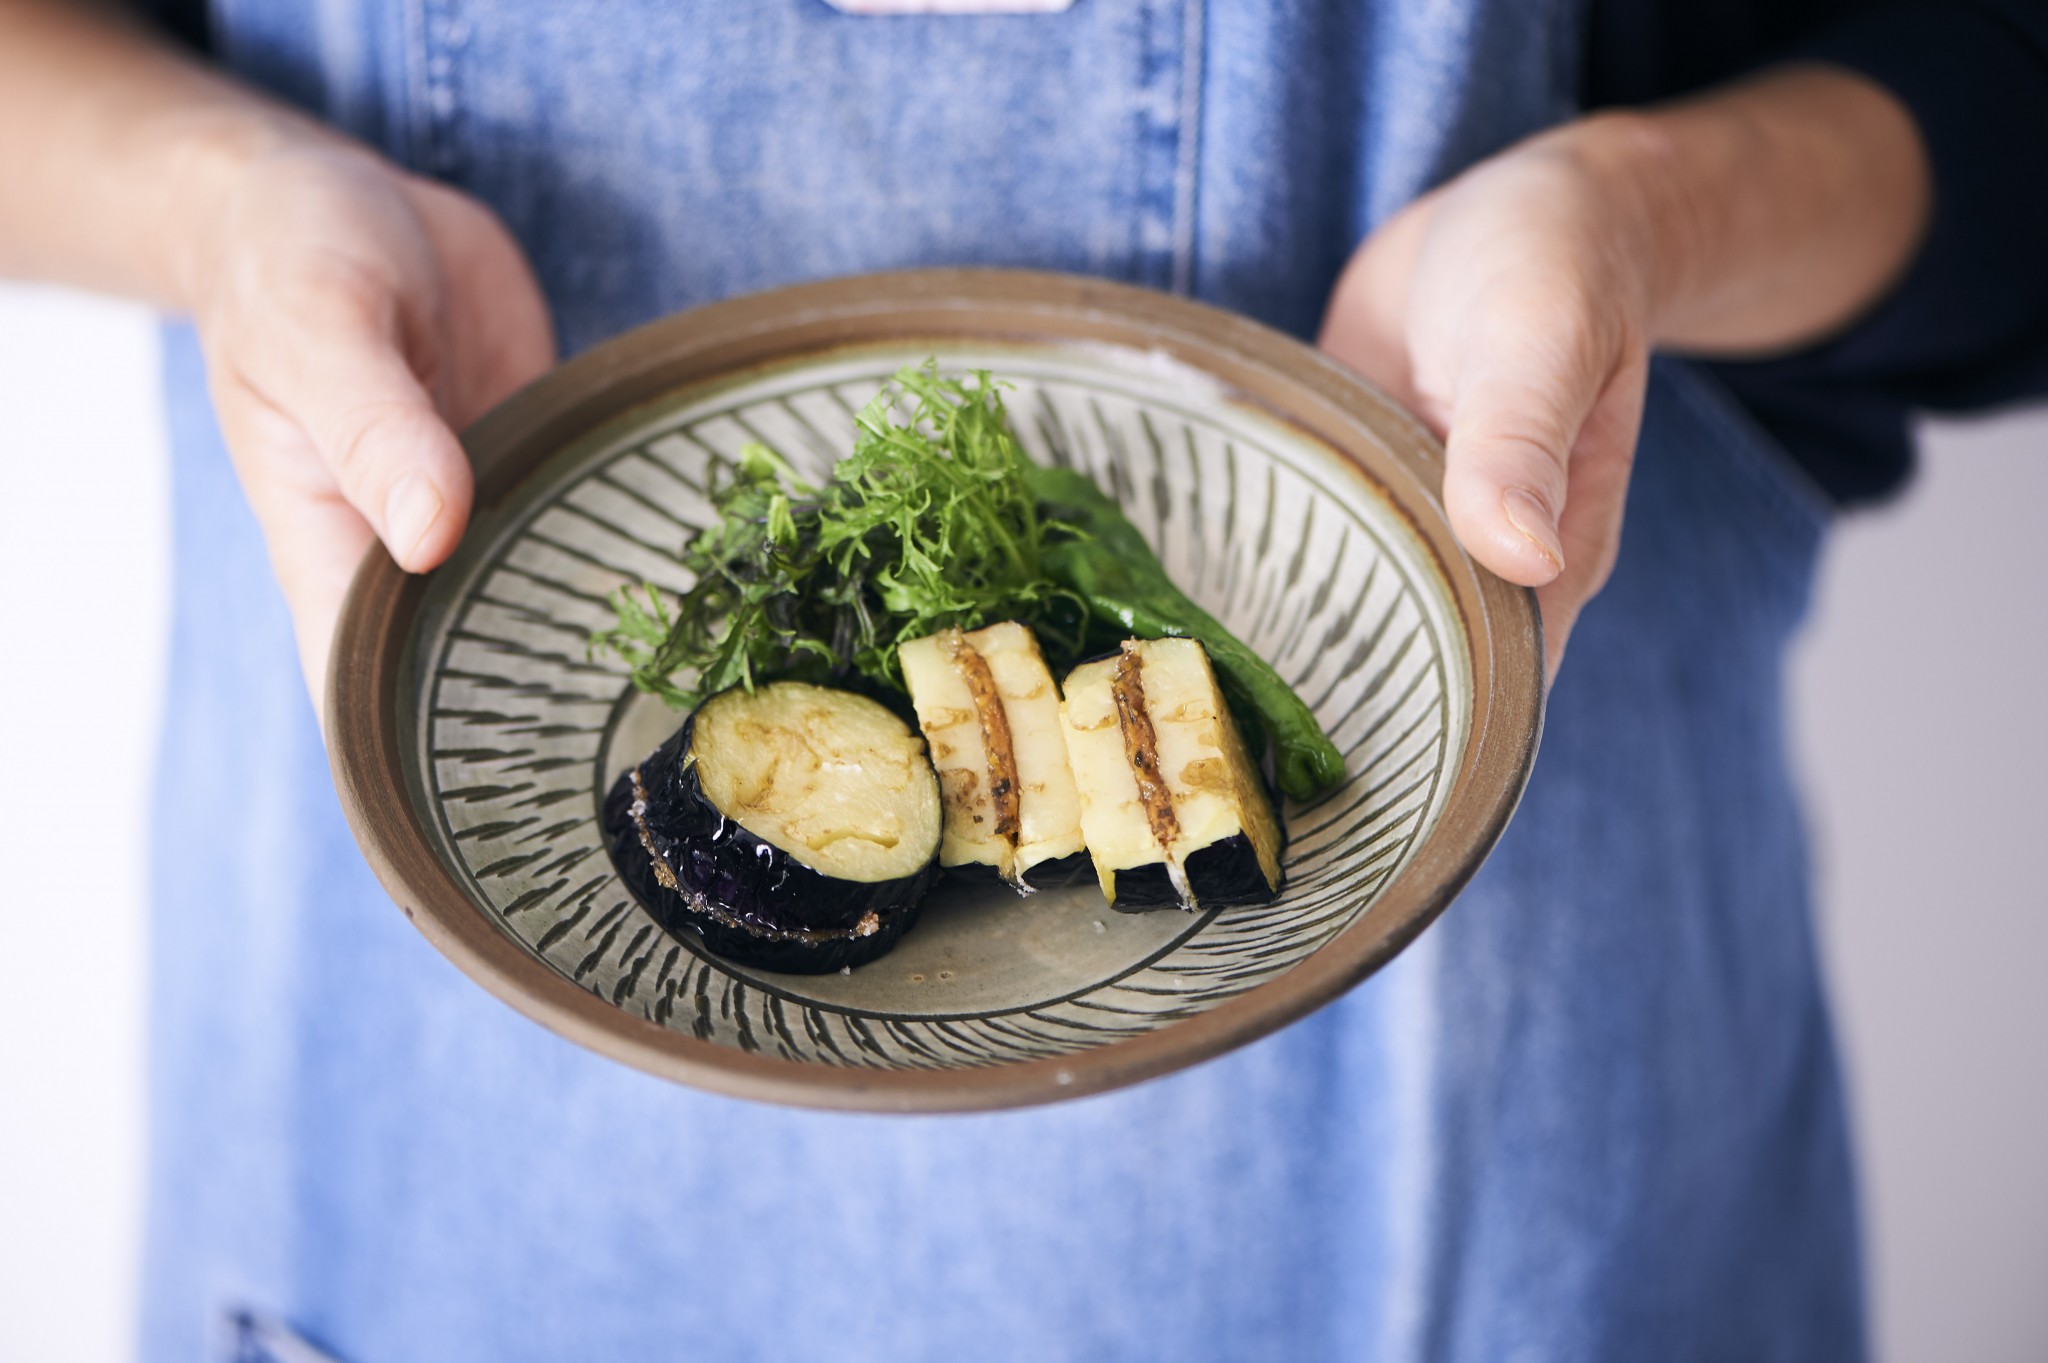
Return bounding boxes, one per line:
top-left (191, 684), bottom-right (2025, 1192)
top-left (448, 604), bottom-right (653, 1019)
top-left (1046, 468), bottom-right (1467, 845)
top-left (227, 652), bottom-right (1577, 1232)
top-left (593, 363), bottom-right (1087, 709)
top-left (593, 359), bottom-right (1350, 800)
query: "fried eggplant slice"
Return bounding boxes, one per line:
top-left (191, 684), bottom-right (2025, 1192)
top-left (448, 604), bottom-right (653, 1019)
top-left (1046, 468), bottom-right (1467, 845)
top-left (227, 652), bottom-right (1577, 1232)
top-left (602, 681), bottom-right (942, 973)
top-left (899, 622), bottom-right (1087, 891)
top-left (1059, 638), bottom-right (1284, 911)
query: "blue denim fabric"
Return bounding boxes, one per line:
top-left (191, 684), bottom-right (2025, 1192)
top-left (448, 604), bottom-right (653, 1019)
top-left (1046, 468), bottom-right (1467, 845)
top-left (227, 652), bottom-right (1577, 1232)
top-left (145, 3), bottom-right (1862, 1360)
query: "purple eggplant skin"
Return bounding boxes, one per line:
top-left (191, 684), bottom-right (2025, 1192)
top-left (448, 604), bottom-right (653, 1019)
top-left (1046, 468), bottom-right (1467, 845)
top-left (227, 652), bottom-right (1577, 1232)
top-left (934, 849), bottom-right (1092, 896)
top-left (1021, 850), bottom-right (1091, 892)
top-left (1104, 860), bottom-right (1182, 912)
top-left (601, 713), bottom-right (938, 975)
top-left (1106, 833), bottom-right (1279, 914)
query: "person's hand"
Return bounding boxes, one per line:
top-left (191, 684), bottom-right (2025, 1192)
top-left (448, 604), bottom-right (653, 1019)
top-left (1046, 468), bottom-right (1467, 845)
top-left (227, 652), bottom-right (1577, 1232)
top-left (185, 139), bottom-right (556, 708)
top-left (1320, 71), bottom-right (1929, 680)
top-left (1318, 120), bottom-right (1657, 681)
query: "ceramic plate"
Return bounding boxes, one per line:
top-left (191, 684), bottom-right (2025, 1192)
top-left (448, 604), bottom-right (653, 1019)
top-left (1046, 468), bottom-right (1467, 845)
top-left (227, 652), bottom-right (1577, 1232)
top-left (328, 270), bottom-right (1542, 1111)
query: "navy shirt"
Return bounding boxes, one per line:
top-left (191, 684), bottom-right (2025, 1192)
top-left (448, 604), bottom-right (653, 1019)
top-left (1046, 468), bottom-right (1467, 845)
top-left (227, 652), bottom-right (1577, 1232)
top-left (141, 0), bottom-right (2048, 506)
top-left (1587, 0), bottom-right (2048, 505)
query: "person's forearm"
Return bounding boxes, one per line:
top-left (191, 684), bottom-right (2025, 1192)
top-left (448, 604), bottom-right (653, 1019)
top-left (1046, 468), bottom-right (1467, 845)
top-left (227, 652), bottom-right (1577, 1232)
top-left (1570, 64), bottom-right (1933, 358)
top-left (1, 1), bottom-right (556, 712)
top-left (0, 0), bottom-right (332, 309)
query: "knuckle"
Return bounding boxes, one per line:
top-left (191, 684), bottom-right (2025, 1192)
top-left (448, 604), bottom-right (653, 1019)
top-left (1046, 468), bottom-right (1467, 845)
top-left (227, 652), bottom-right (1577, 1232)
top-left (208, 257), bottom-right (401, 388)
top-left (235, 247), bottom-right (397, 342)
top-left (1478, 427), bottom-right (1569, 472)
top-left (324, 400), bottom-right (443, 487)
top-left (280, 257), bottom-right (395, 332)
top-left (1480, 433), bottom-right (1572, 501)
top-left (1455, 400), bottom-right (1573, 465)
top-left (1495, 288), bottom-right (1612, 375)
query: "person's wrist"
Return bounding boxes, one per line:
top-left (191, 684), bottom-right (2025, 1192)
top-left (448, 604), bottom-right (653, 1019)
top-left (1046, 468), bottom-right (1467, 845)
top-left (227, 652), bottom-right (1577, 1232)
top-left (1535, 109), bottom-right (1700, 343)
top-left (1575, 67), bottom-right (1932, 355)
top-left (147, 103), bottom-right (339, 313)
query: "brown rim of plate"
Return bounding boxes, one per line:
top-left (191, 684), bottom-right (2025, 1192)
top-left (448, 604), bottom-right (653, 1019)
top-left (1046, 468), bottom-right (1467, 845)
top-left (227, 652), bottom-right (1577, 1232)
top-left (326, 267), bottom-right (1545, 1114)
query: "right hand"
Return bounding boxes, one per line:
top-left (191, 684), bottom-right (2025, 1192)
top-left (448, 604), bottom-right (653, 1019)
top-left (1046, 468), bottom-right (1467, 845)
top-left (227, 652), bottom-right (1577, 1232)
top-left (186, 140), bottom-right (555, 711)
top-left (1319, 122), bottom-right (1657, 681)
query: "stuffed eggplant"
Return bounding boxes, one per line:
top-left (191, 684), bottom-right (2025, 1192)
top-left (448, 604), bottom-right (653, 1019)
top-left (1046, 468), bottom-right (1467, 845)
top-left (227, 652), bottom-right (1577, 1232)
top-left (898, 622), bottom-right (1087, 891)
top-left (1059, 638), bottom-right (1285, 911)
top-left (602, 681), bottom-right (943, 973)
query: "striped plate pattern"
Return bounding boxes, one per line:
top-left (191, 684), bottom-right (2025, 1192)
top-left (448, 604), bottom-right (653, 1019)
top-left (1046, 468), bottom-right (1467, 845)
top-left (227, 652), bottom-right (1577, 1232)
top-left (407, 345), bottom-right (1470, 1069)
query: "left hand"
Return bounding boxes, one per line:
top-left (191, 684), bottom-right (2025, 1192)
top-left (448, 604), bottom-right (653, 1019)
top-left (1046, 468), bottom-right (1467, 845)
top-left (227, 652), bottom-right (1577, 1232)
top-left (1318, 119), bottom-right (1658, 681)
top-left (1320, 69), bottom-right (1931, 681)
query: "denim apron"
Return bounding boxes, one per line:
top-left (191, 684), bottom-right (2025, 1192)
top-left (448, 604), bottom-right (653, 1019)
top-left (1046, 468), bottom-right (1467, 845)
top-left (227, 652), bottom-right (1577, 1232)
top-left (147, 3), bottom-right (1863, 1360)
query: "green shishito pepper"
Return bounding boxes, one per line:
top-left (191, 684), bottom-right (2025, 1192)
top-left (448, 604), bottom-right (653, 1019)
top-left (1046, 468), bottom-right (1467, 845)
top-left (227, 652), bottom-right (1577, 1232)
top-left (1023, 463), bottom-right (1346, 802)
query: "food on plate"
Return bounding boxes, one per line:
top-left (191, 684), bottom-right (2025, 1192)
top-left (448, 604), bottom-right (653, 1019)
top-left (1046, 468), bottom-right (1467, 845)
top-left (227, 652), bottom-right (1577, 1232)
top-left (1060, 638), bottom-right (1284, 912)
top-left (593, 364), bottom-right (1088, 714)
top-left (898, 621), bottom-right (1087, 891)
top-left (1022, 462), bottom-right (1344, 802)
top-left (593, 361), bottom-right (1344, 801)
top-left (601, 681), bottom-right (942, 974)
top-left (593, 362), bottom-right (1329, 970)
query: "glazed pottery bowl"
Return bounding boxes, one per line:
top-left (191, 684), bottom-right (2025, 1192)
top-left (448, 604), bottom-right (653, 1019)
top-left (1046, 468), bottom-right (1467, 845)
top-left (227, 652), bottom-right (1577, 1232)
top-left (328, 269), bottom-right (1543, 1111)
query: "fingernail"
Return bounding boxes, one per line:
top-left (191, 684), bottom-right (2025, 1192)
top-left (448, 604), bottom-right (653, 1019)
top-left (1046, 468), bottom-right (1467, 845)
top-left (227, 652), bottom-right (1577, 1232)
top-left (1502, 486), bottom-right (1565, 574)
top-left (384, 474), bottom-right (443, 567)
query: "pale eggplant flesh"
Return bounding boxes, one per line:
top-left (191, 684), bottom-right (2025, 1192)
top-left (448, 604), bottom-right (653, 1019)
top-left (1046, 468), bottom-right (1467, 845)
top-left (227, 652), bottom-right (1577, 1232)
top-left (899, 621), bottom-right (1088, 892)
top-left (1059, 638), bottom-right (1286, 912)
top-left (602, 681), bottom-right (943, 974)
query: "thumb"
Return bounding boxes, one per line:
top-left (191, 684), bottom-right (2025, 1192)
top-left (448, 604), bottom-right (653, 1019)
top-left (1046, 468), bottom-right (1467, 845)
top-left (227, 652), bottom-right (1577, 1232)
top-left (1436, 349), bottom-right (1591, 590)
top-left (1432, 328), bottom-right (1645, 675)
top-left (224, 278), bottom-right (473, 574)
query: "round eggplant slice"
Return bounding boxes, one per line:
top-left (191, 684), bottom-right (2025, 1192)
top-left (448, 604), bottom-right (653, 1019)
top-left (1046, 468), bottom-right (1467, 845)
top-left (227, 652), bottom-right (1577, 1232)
top-left (602, 682), bottom-right (942, 974)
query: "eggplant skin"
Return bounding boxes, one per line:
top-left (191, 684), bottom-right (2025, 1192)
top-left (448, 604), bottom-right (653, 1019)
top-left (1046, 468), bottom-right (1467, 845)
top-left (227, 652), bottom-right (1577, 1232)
top-left (1103, 834), bottom-right (1275, 913)
top-left (601, 710), bottom-right (938, 975)
top-left (1019, 849), bottom-right (1091, 891)
top-left (1103, 861), bottom-right (1181, 913)
top-left (938, 848), bottom-right (1092, 896)
top-left (1062, 638), bottom-right (1287, 914)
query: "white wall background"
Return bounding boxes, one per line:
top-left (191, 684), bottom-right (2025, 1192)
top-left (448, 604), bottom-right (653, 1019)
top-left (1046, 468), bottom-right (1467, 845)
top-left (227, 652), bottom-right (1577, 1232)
top-left (0, 283), bottom-right (2042, 1362)
top-left (1792, 408), bottom-right (2048, 1362)
top-left (0, 287), bottom-right (165, 1363)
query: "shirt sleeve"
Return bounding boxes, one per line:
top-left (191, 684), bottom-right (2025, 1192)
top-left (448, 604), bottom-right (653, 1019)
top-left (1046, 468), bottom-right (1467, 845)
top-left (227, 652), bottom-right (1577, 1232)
top-left (1709, 1), bottom-right (2048, 501)
top-left (128, 0), bottom-right (211, 53)
top-left (1797, 2), bottom-right (2048, 401)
